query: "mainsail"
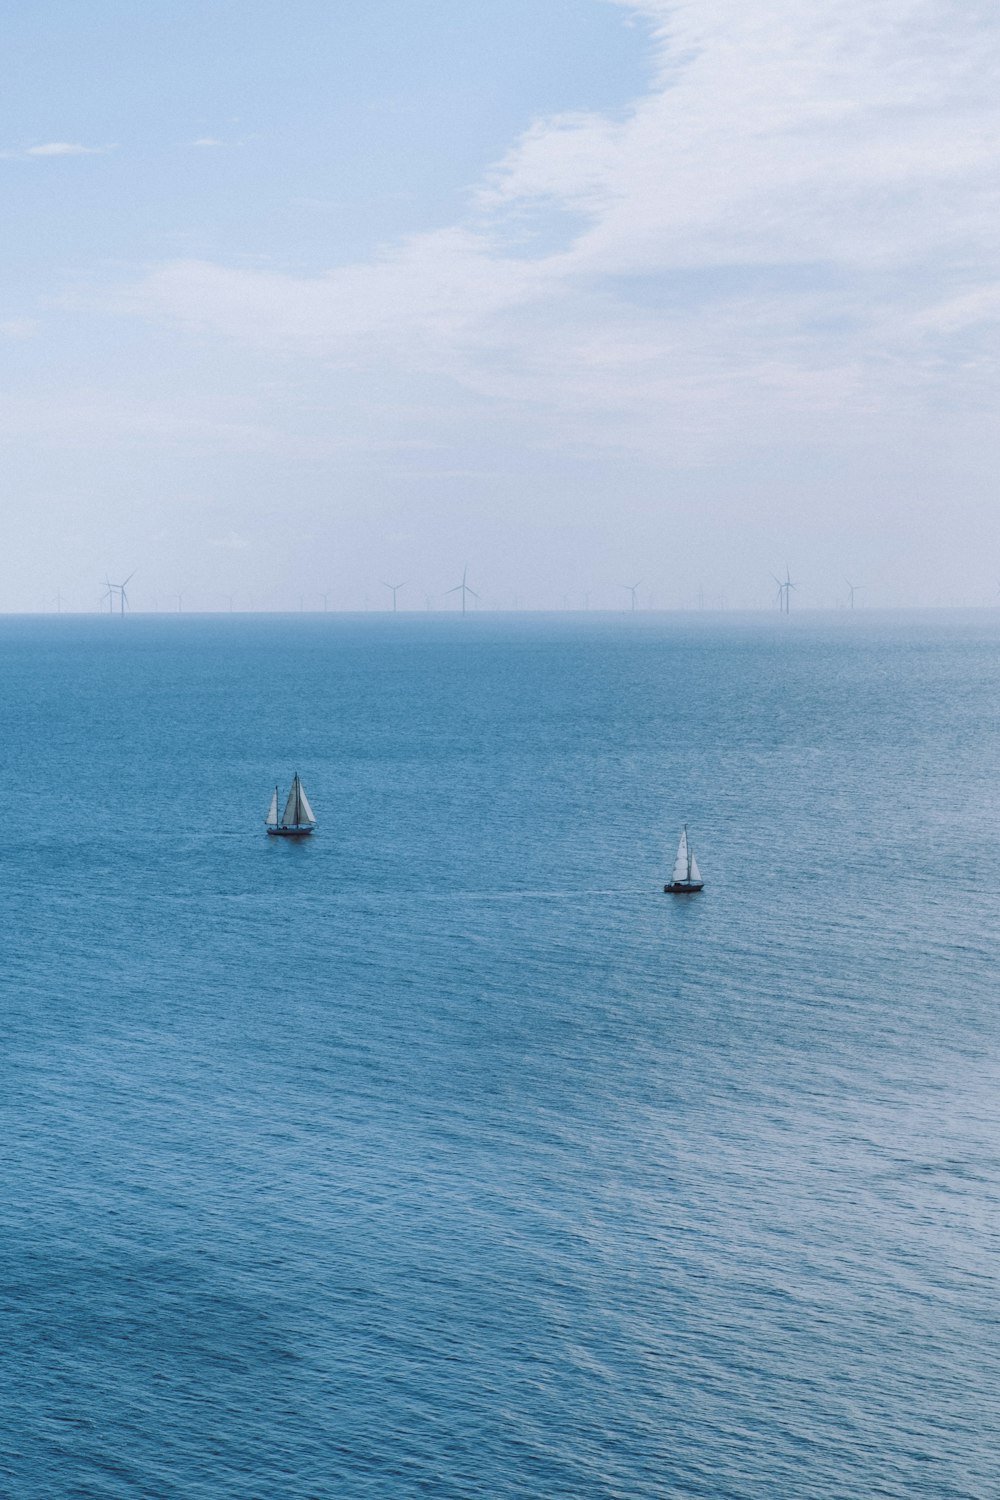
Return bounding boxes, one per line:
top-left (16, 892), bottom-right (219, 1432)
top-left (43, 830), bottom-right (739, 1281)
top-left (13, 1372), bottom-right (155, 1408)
top-left (281, 773), bottom-right (315, 828)
top-left (296, 781), bottom-right (316, 825)
top-left (265, 788), bottom-right (279, 827)
top-left (672, 828), bottom-right (690, 885)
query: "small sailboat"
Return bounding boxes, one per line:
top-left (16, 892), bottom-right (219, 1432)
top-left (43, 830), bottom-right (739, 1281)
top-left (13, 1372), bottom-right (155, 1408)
top-left (265, 773), bottom-right (316, 836)
top-left (664, 825), bottom-right (703, 893)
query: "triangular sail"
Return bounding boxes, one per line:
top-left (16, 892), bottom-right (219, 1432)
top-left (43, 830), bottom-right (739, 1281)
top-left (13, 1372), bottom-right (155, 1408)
top-left (689, 853), bottom-right (701, 883)
top-left (671, 829), bottom-right (689, 885)
top-left (265, 788), bottom-right (279, 827)
top-left (281, 779), bottom-right (300, 827)
top-left (280, 773), bottom-right (315, 827)
top-left (296, 782), bottom-right (316, 825)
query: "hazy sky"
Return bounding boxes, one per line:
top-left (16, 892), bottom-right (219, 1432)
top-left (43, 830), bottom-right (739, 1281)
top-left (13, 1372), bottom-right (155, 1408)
top-left (3, 0), bottom-right (998, 611)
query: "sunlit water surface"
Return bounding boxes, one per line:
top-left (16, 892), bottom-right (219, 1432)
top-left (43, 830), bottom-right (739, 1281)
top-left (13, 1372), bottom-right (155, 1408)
top-left (2, 612), bottom-right (999, 1498)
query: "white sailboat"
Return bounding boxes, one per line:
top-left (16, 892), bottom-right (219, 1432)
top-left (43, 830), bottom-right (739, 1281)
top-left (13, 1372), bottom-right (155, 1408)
top-left (265, 773), bottom-right (316, 836)
top-left (664, 825), bottom-right (703, 893)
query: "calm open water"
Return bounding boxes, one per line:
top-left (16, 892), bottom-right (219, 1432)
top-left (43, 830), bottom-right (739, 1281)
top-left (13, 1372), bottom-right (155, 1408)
top-left (2, 612), bottom-right (999, 1499)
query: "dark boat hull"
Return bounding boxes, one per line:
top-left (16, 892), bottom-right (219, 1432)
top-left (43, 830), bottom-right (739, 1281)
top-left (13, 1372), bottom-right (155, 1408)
top-left (266, 825), bottom-right (315, 837)
top-left (664, 881), bottom-right (703, 893)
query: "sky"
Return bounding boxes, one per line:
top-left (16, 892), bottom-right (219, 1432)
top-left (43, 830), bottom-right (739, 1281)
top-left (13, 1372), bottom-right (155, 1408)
top-left (2, 0), bottom-right (999, 611)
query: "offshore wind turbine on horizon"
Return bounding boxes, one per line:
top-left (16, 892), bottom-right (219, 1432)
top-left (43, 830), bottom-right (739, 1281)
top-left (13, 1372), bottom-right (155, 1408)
top-left (101, 572), bottom-right (135, 615)
top-left (446, 567), bottom-right (478, 616)
top-left (622, 581), bottom-right (640, 612)
top-left (773, 567), bottom-right (796, 615)
top-left (383, 581), bottom-right (406, 614)
top-left (846, 579), bottom-right (862, 610)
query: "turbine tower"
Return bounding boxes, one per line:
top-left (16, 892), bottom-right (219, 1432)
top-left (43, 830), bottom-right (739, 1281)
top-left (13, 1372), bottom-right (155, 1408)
top-left (446, 566), bottom-right (478, 616)
top-left (102, 571), bottom-right (135, 615)
top-left (772, 567), bottom-right (796, 615)
top-left (383, 581), bottom-right (406, 614)
top-left (845, 579), bottom-right (862, 610)
top-left (622, 581), bottom-right (640, 612)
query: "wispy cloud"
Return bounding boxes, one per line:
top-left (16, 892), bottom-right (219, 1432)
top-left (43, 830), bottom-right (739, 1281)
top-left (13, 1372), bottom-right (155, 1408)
top-left (208, 530), bottom-right (250, 550)
top-left (115, 0), bottom-right (1000, 457)
top-left (2, 141), bottom-right (115, 159)
top-left (0, 318), bottom-right (39, 338)
top-left (28, 141), bottom-right (113, 157)
top-left (191, 137), bottom-right (224, 148)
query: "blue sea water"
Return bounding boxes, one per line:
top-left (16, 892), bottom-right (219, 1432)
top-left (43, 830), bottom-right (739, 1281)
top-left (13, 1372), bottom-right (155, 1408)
top-left (2, 611), bottom-right (999, 1499)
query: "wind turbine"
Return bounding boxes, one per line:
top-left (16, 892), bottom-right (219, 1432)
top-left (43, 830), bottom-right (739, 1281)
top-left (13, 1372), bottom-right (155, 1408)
top-left (446, 566), bottom-right (478, 616)
top-left (622, 581), bottom-right (640, 612)
top-left (102, 571), bottom-right (135, 615)
top-left (845, 579), bottom-right (862, 610)
top-left (383, 581), bottom-right (406, 614)
top-left (772, 567), bottom-right (795, 615)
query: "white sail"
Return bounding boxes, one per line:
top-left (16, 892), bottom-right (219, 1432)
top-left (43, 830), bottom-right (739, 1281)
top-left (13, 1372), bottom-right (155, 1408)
top-left (671, 829), bottom-right (689, 885)
top-left (689, 852), bottom-right (701, 883)
top-left (296, 782), bottom-right (316, 825)
top-left (265, 788), bottom-right (278, 826)
top-left (281, 773), bottom-right (315, 827)
top-left (281, 780), bottom-right (300, 826)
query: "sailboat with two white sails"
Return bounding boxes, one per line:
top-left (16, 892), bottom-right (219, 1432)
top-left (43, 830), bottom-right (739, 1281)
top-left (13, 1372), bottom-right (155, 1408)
top-left (265, 773), bottom-right (316, 836)
top-left (664, 825), bottom-right (703, 893)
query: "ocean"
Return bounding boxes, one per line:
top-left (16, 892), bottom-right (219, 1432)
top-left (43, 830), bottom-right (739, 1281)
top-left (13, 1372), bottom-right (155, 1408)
top-left (2, 611), bottom-right (998, 1498)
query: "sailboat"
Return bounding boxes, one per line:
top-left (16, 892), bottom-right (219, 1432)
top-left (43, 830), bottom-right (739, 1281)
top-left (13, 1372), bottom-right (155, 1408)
top-left (265, 773), bottom-right (316, 836)
top-left (664, 825), bottom-right (703, 893)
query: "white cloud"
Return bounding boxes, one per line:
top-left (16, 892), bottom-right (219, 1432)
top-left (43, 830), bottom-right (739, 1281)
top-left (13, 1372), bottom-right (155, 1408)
top-left (191, 137), bottom-right (224, 148)
top-left (0, 392), bottom-right (288, 453)
top-left (208, 530), bottom-right (250, 550)
top-left (25, 141), bottom-right (113, 157)
top-left (0, 318), bottom-right (38, 338)
top-left (115, 0), bottom-right (1000, 458)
